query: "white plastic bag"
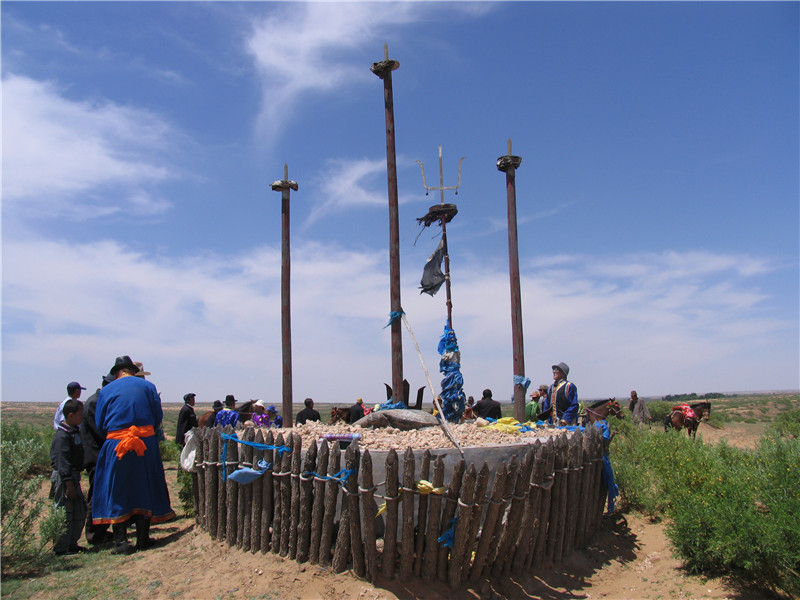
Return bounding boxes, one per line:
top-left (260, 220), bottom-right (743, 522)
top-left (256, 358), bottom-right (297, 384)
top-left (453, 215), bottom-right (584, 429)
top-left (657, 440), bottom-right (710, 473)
top-left (180, 429), bottom-right (197, 472)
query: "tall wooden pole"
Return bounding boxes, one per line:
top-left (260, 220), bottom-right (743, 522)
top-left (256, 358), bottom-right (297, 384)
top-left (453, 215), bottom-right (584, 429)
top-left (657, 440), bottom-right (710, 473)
top-left (271, 164), bottom-right (297, 427)
top-left (497, 139), bottom-right (526, 423)
top-left (371, 44), bottom-right (404, 403)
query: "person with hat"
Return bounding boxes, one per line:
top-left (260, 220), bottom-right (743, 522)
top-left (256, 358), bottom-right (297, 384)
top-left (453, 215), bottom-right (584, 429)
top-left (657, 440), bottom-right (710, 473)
top-left (54, 381), bottom-right (86, 430)
top-left (250, 400), bottom-right (269, 427)
top-left (629, 390), bottom-right (652, 427)
top-left (541, 362), bottom-right (579, 425)
top-left (265, 404), bottom-right (283, 428)
top-left (295, 398), bottom-right (321, 425)
top-left (474, 389), bottom-right (502, 420)
top-left (80, 372), bottom-right (116, 546)
top-left (214, 395), bottom-right (239, 428)
top-left (91, 356), bottom-right (174, 554)
top-left (198, 400), bottom-right (224, 428)
top-left (252, 401), bottom-right (283, 428)
top-left (347, 397), bottom-right (366, 424)
top-left (525, 384), bottom-right (549, 422)
top-left (175, 393), bottom-right (198, 447)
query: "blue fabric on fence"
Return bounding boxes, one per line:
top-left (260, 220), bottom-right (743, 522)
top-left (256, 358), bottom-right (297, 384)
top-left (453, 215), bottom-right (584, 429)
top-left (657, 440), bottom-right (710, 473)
top-left (219, 432), bottom-right (292, 482)
top-left (228, 459), bottom-right (272, 484)
top-left (302, 468), bottom-right (354, 487)
top-left (437, 517), bottom-right (457, 548)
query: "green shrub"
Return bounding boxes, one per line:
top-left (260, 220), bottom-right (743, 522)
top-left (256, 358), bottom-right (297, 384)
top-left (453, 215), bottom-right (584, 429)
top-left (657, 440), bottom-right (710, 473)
top-left (645, 401), bottom-right (673, 425)
top-left (176, 469), bottom-right (195, 517)
top-left (612, 425), bottom-right (800, 597)
top-left (1, 433), bottom-right (66, 570)
top-left (769, 408), bottom-right (800, 438)
top-left (159, 440), bottom-right (181, 462)
top-left (1, 421), bottom-right (54, 473)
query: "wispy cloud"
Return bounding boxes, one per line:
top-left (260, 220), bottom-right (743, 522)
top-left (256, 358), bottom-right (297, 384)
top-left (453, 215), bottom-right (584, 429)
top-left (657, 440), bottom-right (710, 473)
top-left (305, 157), bottom-right (387, 224)
top-left (3, 231), bottom-right (794, 404)
top-left (245, 2), bottom-right (487, 144)
top-left (2, 74), bottom-right (178, 218)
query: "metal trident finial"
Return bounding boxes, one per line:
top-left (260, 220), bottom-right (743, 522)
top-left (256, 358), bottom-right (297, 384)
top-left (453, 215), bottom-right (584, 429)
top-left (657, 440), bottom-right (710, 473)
top-left (416, 145), bottom-right (465, 204)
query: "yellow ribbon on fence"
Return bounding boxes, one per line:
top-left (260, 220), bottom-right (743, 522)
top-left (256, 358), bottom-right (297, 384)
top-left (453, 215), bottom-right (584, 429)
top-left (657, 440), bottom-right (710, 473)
top-left (417, 480), bottom-right (444, 495)
top-left (375, 479), bottom-right (445, 516)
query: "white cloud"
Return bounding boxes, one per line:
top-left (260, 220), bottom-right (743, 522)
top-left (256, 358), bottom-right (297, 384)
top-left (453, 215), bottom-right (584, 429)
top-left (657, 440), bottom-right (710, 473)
top-left (2, 74), bottom-right (177, 218)
top-left (305, 157), bottom-right (387, 223)
top-left (2, 232), bottom-right (795, 407)
top-left (245, 2), bottom-right (487, 144)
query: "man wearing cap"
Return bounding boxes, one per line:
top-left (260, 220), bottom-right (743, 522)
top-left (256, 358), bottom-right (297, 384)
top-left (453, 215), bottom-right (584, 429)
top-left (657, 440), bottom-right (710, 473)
top-left (92, 356), bottom-right (174, 554)
top-left (54, 381), bottom-right (86, 430)
top-left (525, 384), bottom-right (549, 422)
top-left (175, 393), bottom-right (198, 447)
top-left (348, 398), bottom-right (366, 424)
top-left (542, 362), bottom-right (579, 425)
top-left (214, 395), bottom-right (239, 428)
top-left (81, 373), bottom-right (116, 545)
top-left (198, 400), bottom-right (224, 428)
top-left (629, 390), bottom-right (652, 427)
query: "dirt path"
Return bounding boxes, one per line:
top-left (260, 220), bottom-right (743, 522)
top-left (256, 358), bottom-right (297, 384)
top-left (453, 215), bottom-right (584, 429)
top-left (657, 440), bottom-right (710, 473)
top-left (17, 459), bottom-right (771, 600)
top-left (27, 501), bottom-right (769, 600)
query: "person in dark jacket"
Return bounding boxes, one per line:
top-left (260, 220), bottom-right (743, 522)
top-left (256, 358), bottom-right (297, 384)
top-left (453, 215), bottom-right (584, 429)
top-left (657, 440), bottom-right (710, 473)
top-left (347, 398), bottom-right (365, 424)
top-left (473, 389), bottom-right (502, 420)
top-left (541, 362), bottom-right (579, 425)
top-left (51, 399), bottom-right (87, 555)
top-left (81, 373), bottom-right (115, 545)
top-left (295, 398), bottom-right (321, 425)
top-left (175, 393), bottom-right (198, 446)
top-left (198, 400), bottom-right (223, 428)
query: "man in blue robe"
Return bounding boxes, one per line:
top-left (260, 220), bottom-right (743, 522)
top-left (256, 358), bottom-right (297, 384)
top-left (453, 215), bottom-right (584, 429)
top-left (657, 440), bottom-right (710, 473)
top-left (92, 356), bottom-right (174, 554)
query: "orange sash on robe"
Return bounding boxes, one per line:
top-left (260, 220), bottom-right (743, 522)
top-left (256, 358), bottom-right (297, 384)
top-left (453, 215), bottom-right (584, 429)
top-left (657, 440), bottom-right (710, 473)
top-left (106, 425), bottom-right (155, 460)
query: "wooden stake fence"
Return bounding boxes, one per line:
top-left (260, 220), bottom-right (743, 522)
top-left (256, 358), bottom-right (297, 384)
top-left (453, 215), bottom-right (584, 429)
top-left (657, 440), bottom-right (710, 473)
top-left (189, 423), bottom-right (608, 590)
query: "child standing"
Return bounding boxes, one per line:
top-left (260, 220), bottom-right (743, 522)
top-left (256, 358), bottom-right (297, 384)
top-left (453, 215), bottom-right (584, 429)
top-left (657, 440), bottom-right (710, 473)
top-left (50, 398), bottom-right (87, 555)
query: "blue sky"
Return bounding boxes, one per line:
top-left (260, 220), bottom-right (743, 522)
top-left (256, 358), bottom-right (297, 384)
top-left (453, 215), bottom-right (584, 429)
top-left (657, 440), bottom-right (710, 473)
top-left (3, 1), bottom-right (798, 407)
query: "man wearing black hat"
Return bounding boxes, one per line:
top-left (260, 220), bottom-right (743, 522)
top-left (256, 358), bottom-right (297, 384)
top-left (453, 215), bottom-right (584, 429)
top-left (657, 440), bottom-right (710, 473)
top-left (198, 400), bottom-right (224, 428)
top-left (54, 381), bottom-right (86, 430)
top-left (214, 395), bottom-right (240, 428)
top-left (175, 393), bottom-right (198, 447)
top-left (542, 362), bottom-right (579, 425)
top-left (91, 356), bottom-right (174, 554)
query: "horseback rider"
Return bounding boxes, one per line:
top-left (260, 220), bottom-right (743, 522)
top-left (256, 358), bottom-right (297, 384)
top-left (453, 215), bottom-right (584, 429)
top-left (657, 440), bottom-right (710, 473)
top-left (541, 362), bottom-right (579, 425)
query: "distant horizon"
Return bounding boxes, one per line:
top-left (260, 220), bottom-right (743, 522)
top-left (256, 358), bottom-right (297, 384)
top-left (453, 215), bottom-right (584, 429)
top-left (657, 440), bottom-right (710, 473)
top-left (5, 389), bottom-right (798, 405)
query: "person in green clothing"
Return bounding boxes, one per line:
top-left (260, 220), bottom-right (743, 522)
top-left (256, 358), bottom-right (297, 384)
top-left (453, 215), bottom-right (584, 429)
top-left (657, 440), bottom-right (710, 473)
top-left (525, 384), bottom-right (549, 421)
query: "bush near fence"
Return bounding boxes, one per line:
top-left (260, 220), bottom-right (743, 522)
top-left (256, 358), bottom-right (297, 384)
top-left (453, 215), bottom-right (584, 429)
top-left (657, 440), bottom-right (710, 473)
top-left (611, 419), bottom-right (800, 598)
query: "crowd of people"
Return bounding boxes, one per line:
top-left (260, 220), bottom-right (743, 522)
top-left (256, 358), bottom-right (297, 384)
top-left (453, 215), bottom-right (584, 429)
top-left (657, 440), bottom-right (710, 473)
top-left (51, 356), bottom-right (644, 554)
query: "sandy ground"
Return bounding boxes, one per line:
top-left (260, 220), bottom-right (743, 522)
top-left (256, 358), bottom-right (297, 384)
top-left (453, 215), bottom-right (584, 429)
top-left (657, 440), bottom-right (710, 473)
top-left (26, 485), bottom-right (771, 600)
top-left (4, 403), bottom-right (781, 600)
top-left (20, 419), bottom-right (775, 600)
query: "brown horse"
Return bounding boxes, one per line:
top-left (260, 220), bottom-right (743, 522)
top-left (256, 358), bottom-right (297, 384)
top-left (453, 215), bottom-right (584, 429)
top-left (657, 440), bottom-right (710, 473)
top-left (664, 401), bottom-right (711, 438)
top-left (330, 405), bottom-right (374, 425)
top-left (581, 398), bottom-right (623, 427)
